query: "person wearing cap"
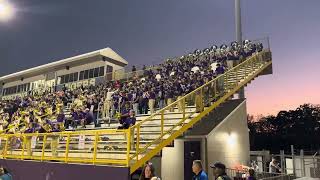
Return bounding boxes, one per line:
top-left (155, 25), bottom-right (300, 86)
top-left (192, 160), bottom-right (208, 180)
top-left (210, 162), bottom-right (231, 180)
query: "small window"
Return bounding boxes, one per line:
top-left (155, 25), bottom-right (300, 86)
top-left (84, 70), bottom-right (89, 79)
top-left (74, 72), bottom-right (78, 81)
top-left (65, 74), bottom-right (70, 84)
top-left (69, 73), bottom-right (74, 82)
top-left (79, 71), bottom-right (84, 80)
top-left (94, 68), bottom-right (99, 77)
top-left (99, 66), bottom-right (105, 76)
top-left (13, 86), bottom-right (17, 94)
top-left (17, 85), bottom-right (21, 93)
top-left (89, 69), bottom-right (94, 78)
top-left (60, 76), bottom-right (65, 84)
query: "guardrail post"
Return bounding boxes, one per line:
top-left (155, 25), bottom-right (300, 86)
top-left (93, 132), bottom-right (99, 164)
top-left (161, 111), bottom-right (164, 137)
top-left (136, 125), bottom-right (140, 162)
top-left (3, 135), bottom-right (9, 158)
top-left (126, 129), bottom-right (131, 166)
top-left (41, 135), bottom-right (47, 161)
top-left (182, 98), bottom-right (186, 121)
top-left (200, 88), bottom-right (204, 111)
top-left (65, 134), bottom-right (71, 163)
top-left (21, 134), bottom-right (26, 160)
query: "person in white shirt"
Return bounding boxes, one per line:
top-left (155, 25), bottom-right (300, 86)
top-left (103, 88), bottom-right (114, 119)
top-left (210, 62), bottom-right (218, 72)
top-left (191, 66), bottom-right (200, 73)
top-left (269, 158), bottom-right (281, 173)
top-left (155, 74), bottom-right (161, 81)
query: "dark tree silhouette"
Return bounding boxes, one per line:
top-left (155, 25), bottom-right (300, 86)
top-left (248, 104), bottom-right (320, 153)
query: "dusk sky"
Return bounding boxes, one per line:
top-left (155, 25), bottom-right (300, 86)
top-left (0, 0), bottom-right (319, 116)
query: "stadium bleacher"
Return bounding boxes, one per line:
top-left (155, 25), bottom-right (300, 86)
top-left (0, 40), bottom-right (261, 134)
top-left (0, 40), bottom-right (270, 174)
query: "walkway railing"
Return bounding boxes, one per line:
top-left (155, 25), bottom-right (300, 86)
top-left (226, 168), bottom-right (295, 180)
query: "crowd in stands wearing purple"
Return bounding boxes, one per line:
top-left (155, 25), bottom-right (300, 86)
top-left (0, 40), bottom-right (262, 134)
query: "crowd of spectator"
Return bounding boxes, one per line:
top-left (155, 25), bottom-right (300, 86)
top-left (0, 40), bottom-right (263, 135)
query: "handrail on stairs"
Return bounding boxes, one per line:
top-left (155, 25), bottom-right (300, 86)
top-left (128, 50), bottom-right (272, 173)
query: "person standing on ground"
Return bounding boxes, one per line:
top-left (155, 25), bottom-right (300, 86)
top-left (269, 157), bottom-right (281, 173)
top-left (192, 160), bottom-right (208, 180)
top-left (210, 162), bottom-right (231, 180)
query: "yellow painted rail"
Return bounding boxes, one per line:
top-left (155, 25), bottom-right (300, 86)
top-left (0, 50), bottom-right (272, 174)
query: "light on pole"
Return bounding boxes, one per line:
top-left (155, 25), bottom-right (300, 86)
top-left (0, 0), bottom-right (14, 21)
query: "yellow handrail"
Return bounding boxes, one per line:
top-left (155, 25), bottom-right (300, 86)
top-left (127, 50), bottom-right (272, 172)
top-left (130, 50), bottom-right (265, 129)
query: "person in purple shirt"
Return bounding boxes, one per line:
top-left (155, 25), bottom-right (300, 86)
top-left (148, 88), bottom-right (156, 114)
top-left (24, 122), bottom-right (36, 133)
top-left (81, 108), bottom-right (94, 128)
top-left (215, 63), bottom-right (225, 75)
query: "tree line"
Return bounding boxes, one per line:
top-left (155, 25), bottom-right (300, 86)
top-left (248, 104), bottom-right (320, 153)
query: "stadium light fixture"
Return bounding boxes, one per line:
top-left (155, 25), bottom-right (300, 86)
top-left (0, 0), bottom-right (14, 21)
top-left (227, 133), bottom-right (237, 146)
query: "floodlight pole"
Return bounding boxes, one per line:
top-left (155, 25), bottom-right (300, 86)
top-left (235, 0), bottom-right (243, 45)
top-left (235, 0), bottom-right (245, 99)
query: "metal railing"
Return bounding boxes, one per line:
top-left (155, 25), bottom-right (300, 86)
top-left (127, 49), bottom-right (272, 172)
top-left (0, 50), bottom-right (272, 173)
top-left (226, 168), bottom-right (295, 180)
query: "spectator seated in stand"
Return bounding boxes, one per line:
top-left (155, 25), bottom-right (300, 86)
top-left (0, 40), bottom-right (263, 134)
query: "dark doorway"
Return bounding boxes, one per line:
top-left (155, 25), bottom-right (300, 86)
top-left (184, 141), bottom-right (201, 180)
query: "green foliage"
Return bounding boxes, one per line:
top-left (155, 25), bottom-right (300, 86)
top-left (248, 104), bottom-right (320, 153)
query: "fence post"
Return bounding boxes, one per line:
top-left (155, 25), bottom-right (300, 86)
top-left (313, 156), bottom-right (316, 178)
top-left (126, 129), bottom-right (131, 166)
top-left (280, 150), bottom-right (285, 174)
top-left (300, 150), bottom-right (305, 177)
top-left (291, 145), bottom-right (296, 176)
top-left (136, 125), bottom-right (140, 162)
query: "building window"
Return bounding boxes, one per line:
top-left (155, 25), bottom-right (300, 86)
top-left (69, 73), bottom-right (74, 82)
top-left (79, 71), bottom-right (84, 80)
top-left (99, 66), bottom-right (105, 76)
top-left (65, 74), bottom-right (70, 84)
top-left (84, 70), bottom-right (89, 79)
top-left (74, 72), bottom-right (79, 81)
top-left (89, 69), bottom-right (94, 78)
top-left (94, 67), bottom-right (99, 77)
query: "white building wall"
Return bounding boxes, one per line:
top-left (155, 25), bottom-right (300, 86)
top-left (56, 61), bottom-right (106, 76)
top-left (161, 139), bottom-right (185, 180)
top-left (3, 60), bottom-right (125, 88)
top-left (3, 74), bottom-right (45, 88)
top-left (206, 100), bottom-right (250, 180)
